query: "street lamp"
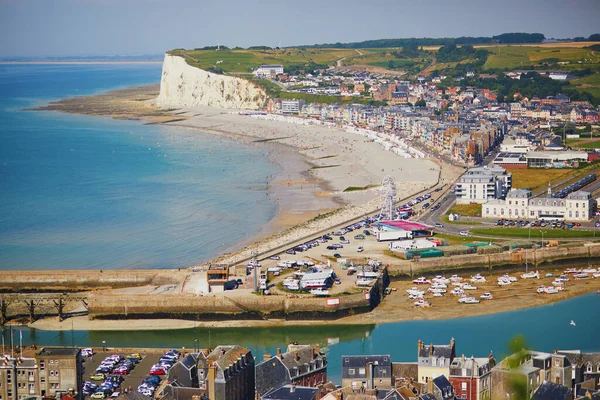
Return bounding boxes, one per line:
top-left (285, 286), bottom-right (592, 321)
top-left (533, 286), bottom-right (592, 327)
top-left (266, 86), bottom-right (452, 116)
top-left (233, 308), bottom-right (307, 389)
top-left (539, 230), bottom-right (545, 248)
top-left (102, 340), bottom-right (106, 352)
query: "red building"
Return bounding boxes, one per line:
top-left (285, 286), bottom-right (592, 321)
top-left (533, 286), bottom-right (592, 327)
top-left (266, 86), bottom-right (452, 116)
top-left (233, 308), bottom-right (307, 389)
top-left (448, 354), bottom-right (495, 400)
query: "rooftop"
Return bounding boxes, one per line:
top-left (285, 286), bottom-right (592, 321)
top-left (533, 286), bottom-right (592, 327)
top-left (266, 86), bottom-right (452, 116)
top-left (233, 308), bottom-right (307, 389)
top-left (37, 347), bottom-right (80, 357)
top-left (262, 386), bottom-right (318, 400)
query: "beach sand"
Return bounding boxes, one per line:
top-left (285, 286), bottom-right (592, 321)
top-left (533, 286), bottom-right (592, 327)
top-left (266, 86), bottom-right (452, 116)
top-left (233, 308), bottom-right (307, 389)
top-left (30, 85), bottom-right (448, 268)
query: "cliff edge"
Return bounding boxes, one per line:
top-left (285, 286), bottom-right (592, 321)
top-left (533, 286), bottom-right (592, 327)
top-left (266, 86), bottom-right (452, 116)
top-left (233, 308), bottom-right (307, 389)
top-left (156, 54), bottom-right (267, 110)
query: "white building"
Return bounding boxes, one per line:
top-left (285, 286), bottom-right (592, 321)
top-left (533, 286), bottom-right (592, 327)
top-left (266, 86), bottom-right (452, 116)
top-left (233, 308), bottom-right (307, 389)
top-left (455, 166), bottom-right (512, 204)
top-left (281, 99), bottom-right (305, 114)
top-left (253, 64), bottom-right (284, 78)
top-left (483, 189), bottom-right (595, 221)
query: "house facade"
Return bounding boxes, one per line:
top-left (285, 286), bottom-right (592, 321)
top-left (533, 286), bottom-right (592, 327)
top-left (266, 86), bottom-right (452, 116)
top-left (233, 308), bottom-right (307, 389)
top-left (255, 344), bottom-right (327, 397)
top-left (417, 339), bottom-right (456, 384)
top-left (455, 166), bottom-right (512, 204)
top-left (341, 355), bottom-right (392, 390)
top-left (448, 355), bottom-right (495, 400)
top-left (483, 189), bottom-right (595, 221)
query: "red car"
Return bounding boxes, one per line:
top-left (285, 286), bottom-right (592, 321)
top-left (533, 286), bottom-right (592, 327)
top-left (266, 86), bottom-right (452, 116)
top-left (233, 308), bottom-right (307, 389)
top-left (113, 367), bottom-right (128, 375)
top-left (149, 368), bottom-right (165, 376)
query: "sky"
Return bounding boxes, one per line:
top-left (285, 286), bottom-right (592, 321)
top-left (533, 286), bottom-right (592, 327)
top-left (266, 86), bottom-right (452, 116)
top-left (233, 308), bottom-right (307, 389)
top-left (0, 0), bottom-right (599, 57)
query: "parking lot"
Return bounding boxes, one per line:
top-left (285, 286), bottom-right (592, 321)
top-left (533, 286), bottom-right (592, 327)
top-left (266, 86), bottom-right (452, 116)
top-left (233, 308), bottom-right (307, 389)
top-left (82, 351), bottom-right (168, 397)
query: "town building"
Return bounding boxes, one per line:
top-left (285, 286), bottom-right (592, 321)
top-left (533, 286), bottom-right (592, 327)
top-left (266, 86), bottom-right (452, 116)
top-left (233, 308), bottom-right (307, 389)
top-left (35, 348), bottom-right (83, 400)
top-left (455, 166), bottom-right (512, 204)
top-left (417, 339), bottom-right (456, 384)
top-left (531, 380), bottom-right (572, 400)
top-left (164, 345), bottom-right (255, 400)
top-left (491, 350), bottom-right (573, 400)
top-left (260, 385), bottom-right (319, 400)
top-left (255, 344), bottom-right (327, 397)
top-left (482, 189), bottom-right (595, 221)
top-left (281, 100), bottom-right (306, 115)
top-left (254, 65), bottom-right (284, 78)
top-left (430, 375), bottom-right (455, 400)
top-left (341, 355), bottom-right (392, 390)
top-left (448, 354), bottom-right (495, 400)
top-left (526, 151), bottom-right (589, 168)
top-left (206, 264), bottom-right (229, 292)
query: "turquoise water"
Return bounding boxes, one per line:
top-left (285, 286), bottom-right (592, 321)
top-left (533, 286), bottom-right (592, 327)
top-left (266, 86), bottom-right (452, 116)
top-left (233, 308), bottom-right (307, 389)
top-left (0, 64), bottom-right (279, 269)
top-left (3, 292), bottom-right (599, 383)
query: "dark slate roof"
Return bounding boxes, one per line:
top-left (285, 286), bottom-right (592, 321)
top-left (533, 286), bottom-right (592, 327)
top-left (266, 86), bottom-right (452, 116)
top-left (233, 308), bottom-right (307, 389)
top-left (419, 345), bottom-right (453, 359)
top-left (207, 345), bottom-right (250, 371)
top-left (419, 394), bottom-right (436, 400)
top-left (37, 348), bottom-right (80, 357)
top-left (576, 387), bottom-right (600, 400)
top-left (342, 355), bottom-right (391, 368)
top-left (532, 381), bottom-right (571, 400)
top-left (433, 375), bottom-right (452, 391)
top-left (262, 386), bottom-right (318, 400)
top-left (181, 354), bottom-right (197, 370)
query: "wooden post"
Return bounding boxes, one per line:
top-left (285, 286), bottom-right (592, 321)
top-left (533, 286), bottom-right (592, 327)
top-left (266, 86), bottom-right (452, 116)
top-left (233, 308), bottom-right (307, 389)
top-left (0, 299), bottom-right (9, 326)
top-left (24, 300), bottom-right (41, 324)
top-left (52, 297), bottom-right (65, 322)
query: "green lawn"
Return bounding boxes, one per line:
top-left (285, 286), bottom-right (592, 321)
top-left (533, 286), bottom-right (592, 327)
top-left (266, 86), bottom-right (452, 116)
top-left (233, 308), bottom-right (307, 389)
top-left (433, 233), bottom-right (503, 245)
top-left (470, 227), bottom-right (600, 239)
top-left (480, 46), bottom-right (600, 70)
top-left (447, 203), bottom-right (482, 217)
top-left (566, 139), bottom-right (600, 149)
top-left (510, 168), bottom-right (572, 190)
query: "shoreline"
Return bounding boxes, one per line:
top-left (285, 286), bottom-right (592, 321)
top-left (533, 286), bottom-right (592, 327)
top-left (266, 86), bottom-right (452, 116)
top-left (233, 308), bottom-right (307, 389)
top-left (28, 84), bottom-right (444, 270)
top-left (18, 285), bottom-right (600, 331)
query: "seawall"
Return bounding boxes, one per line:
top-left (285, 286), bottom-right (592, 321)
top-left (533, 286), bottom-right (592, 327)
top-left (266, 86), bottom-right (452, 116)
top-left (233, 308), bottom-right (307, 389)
top-left (155, 54), bottom-right (267, 110)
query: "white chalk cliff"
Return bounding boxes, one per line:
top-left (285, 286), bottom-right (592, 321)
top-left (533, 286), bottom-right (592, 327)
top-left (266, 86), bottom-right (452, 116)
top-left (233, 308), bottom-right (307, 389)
top-left (156, 54), bottom-right (267, 110)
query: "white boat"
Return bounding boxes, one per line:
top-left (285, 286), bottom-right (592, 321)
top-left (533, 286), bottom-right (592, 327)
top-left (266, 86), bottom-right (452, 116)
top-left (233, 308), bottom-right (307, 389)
top-left (521, 270), bottom-right (540, 279)
top-left (430, 283), bottom-right (447, 289)
top-left (498, 279), bottom-right (511, 287)
top-left (463, 284), bottom-right (477, 290)
top-left (552, 280), bottom-right (564, 287)
top-left (450, 288), bottom-right (465, 296)
top-left (408, 293), bottom-right (424, 300)
top-left (536, 286), bottom-right (547, 294)
top-left (544, 287), bottom-right (560, 294)
top-left (582, 268), bottom-right (597, 273)
top-left (556, 275), bottom-right (569, 282)
top-left (357, 271), bottom-right (379, 279)
top-left (432, 276), bottom-right (450, 284)
top-left (593, 272), bottom-right (600, 278)
top-left (356, 278), bottom-right (375, 287)
top-left (545, 273), bottom-right (554, 278)
top-left (286, 283), bottom-right (300, 291)
top-left (269, 255), bottom-right (280, 260)
top-left (480, 293), bottom-right (493, 300)
top-left (449, 275), bottom-right (463, 282)
top-left (406, 287), bottom-right (425, 296)
top-left (564, 268), bottom-right (581, 275)
top-left (293, 271), bottom-right (306, 278)
top-left (574, 272), bottom-right (589, 280)
top-left (470, 274), bottom-right (486, 283)
top-left (463, 297), bottom-right (480, 304)
top-left (433, 292), bottom-right (444, 297)
top-left (310, 288), bottom-right (330, 296)
top-left (499, 274), bottom-right (517, 282)
top-left (412, 277), bottom-right (431, 285)
top-left (458, 295), bottom-right (474, 303)
top-left (414, 299), bottom-right (431, 307)
top-left (428, 287), bottom-right (446, 294)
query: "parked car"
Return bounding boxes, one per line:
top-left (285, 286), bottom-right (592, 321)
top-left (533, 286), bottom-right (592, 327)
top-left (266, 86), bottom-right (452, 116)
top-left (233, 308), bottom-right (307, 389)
top-left (357, 246), bottom-right (364, 253)
top-left (354, 234), bottom-right (365, 240)
top-left (333, 253), bottom-right (342, 258)
top-left (459, 231), bottom-right (471, 236)
top-left (435, 223), bottom-right (443, 228)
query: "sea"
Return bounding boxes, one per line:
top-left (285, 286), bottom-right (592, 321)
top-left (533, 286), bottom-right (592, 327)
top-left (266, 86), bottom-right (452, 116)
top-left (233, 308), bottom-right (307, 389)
top-left (0, 63), bottom-right (280, 270)
top-left (2, 292), bottom-right (599, 384)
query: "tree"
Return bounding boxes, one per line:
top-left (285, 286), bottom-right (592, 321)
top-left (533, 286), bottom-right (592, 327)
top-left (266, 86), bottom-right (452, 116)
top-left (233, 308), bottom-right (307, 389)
top-left (414, 99), bottom-right (427, 107)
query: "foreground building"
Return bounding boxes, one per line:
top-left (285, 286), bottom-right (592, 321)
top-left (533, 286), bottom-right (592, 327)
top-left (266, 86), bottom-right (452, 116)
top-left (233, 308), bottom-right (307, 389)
top-left (165, 345), bottom-right (255, 400)
top-left (0, 348), bottom-right (83, 400)
top-left (448, 354), bottom-right (495, 400)
top-left (256, 344), bottom-right (327, 397)
top-left (483, 189), bottom-right (595, 221)
top-left (417, 339), bottom-right (456, 384)
top-left (341, 355), bottom-right (392, 389)
top-left (455, 166), bottom-right (512, 204)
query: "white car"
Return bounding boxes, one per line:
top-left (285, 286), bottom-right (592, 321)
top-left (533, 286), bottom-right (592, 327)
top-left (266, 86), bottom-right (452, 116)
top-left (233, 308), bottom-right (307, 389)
top-left (435, 223), bottom-right (444, 228)
top-left (82, 348), bottom-right (94, 357)
top-left (459, 231), bottom-right (470, 236)
top-left (357, 246), bottom-right (364, 252)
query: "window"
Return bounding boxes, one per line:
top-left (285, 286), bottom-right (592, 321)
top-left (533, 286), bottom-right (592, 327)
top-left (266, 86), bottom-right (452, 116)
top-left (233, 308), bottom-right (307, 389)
top-left (555, 360), bottom-right (560, 367)
top-left (55, 371), bottom-right (58, 377)
top-left (359, 368), bottom-right (365, 375)
top-left (348, 368), bottom-right (355, 376)
top-left (40, 377), bottom-right (45, 384)
top-left (40, 361), bottom-right (45, 370)
top-left (461, 382), bottom-right (467, 390)
top-left (432, 358), bottom-right (437, 367)
top-left (587, 363), bottom-right (593, 372)
top-left (50, 371), bottom-right (54, 377)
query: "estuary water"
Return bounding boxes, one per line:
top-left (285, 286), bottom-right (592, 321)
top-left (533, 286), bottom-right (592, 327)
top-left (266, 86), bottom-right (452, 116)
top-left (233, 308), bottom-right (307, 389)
top-left (2, 292), bottom-right (599, 384)
top-left (0, 64), bottom-right (280, 270)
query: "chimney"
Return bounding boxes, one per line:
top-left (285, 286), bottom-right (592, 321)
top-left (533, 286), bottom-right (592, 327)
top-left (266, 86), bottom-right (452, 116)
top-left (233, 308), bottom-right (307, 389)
top-left (263, 353), bottom-right (272, 361)
top-left (276, 348), bottom-right (282, 359)
top-left (293, 352), bottom-right (298, 361)
top-left (418, 339), bottom-right (424, 351)
top-left (429, 344), bottom-right (434, 357)
top-left (315, 343), bottom-right (321, 354)
top-left (450, 337), bottom-right (455, 349)
top-left (290, 384), bottom-right (295, 393)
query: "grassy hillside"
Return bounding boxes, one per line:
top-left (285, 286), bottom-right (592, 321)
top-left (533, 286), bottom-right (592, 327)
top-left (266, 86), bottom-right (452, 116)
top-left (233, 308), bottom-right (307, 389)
top-left (481, 45), bottom-right (600, 70)
top-left (168, 48), bottom-right (356, 74)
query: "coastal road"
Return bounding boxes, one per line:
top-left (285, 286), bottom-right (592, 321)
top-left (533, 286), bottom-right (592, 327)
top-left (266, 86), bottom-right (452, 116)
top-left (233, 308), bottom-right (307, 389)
top-left (240, 182), bottom-right (443, 266)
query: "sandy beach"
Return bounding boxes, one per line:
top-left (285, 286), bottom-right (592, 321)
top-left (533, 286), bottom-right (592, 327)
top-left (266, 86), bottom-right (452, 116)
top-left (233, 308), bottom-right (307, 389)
top-left (31, 85), bottom-right (452, 268)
